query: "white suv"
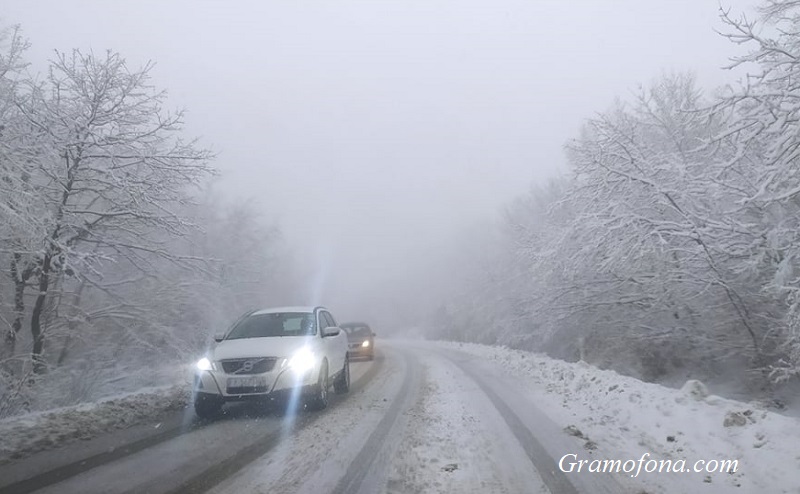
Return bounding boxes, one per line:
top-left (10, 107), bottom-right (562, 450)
top-left (192, 306), bottom-right (350, 418)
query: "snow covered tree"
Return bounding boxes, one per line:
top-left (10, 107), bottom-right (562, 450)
top-left (0, 25), bottom-right (36, 363)
top-left (715, 1), bottom-right (800, 381)
top-left (0, 29), bottom-right (299, 416)
top-left (465, 71), bottom-right (788, 384)
top-left (7, 49), bottom-right (213, 372)
top-left (553, 73), bottom-right (766, 378)
top-left (424, 0), bottom-right (800, 392)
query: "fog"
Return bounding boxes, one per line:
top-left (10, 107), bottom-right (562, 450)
top-left (4, 0), bottom-right (755, 330)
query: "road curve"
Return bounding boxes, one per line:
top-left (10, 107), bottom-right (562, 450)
top-left (1, 341), bottom-right (628, 494)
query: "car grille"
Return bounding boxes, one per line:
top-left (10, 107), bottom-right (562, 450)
top-left (227, 385), bottom-right (269, 394)
top-left (221, 357), bottom-right (277, 374)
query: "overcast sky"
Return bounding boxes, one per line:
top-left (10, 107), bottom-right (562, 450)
top-left (4, 0), bottom-right (757, 323)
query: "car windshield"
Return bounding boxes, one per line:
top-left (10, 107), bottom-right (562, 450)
top-left (225, 313), bottom-right (315, 339)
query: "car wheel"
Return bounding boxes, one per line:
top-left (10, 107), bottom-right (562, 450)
top-left (307, 362), bottom-right (329, 411)
top-left (194, 394), bottom-right (223, 419)
top-left (334, 356), bottom-right (350, 394)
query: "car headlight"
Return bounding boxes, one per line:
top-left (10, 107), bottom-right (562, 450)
top-left (361, 340), bottom-right (370, 348)
top-left (288, 348), bottom-right (316, 373)
top-left (196, 357), bottom-right (213, 371)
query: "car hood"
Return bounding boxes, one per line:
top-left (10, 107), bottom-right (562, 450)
top-left (213, 336), bottom-right (313, 360)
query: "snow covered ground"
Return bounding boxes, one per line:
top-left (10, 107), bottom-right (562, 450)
top-left (0, 384), bottom-right (189, 465)
top-left (436, 341), bottom-right (800, 494)
top-left (3, 340), bottom-right (799, 494)
top-left (0, 362), bottom-right (192, 465)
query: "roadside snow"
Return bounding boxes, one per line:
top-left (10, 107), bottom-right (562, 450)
top-left (435, 341), bottom-right (800, 494)
top-left (385, 353), bottom-right (547, 494)
top-left (0, 383), bottom-right (189, 465)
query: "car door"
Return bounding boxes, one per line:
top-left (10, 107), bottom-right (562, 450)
top-left (320, 310), bottom-right (345, 371)
top-left (317, 310), bottom-right (339, 372)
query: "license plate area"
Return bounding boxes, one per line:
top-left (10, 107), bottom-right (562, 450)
top-left (227, 376), bottom-right (268, 394)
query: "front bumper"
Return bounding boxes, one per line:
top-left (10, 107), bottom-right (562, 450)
top-left (347, 342), bottom-right (374, 357)
top-left (194, 364), bottom-right (318, 401)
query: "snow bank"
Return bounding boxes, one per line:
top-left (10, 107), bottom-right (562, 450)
top-left (0, 384), bottom-right (189, 465)
top-left (435, 341), bottom-right (800, 494)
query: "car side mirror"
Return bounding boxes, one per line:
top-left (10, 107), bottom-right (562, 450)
top-left (322, 326), bottom-right (340, 337)
top-left (213, 333), bottom-right (225, 342)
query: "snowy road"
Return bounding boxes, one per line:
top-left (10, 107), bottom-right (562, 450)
top-left (0, 341), bottom-right (628, 494)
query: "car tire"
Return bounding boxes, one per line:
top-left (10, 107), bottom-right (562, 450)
top-left (307, 362), bottom-right (329, 411)
top-left (333, 356), bottom-right (350, 394)
top-left (194, 394), bottom-right (223, 419)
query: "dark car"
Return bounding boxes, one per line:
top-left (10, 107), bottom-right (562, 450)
top-left (340, 322), bottom-right (375, 360)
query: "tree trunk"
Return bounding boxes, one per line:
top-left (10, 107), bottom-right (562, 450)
top-left (6, 256), bottom-right (23, 354)
top-left (56, 335), bottom-right (72, 367)
top-left (30, 150), bottom-right (76, 374)
top-left (57, 276), bottom-right (87, 367)
top-left (30, 254), bottom-right (52, 374)
top-left (4, 254), bottom-right (33, 374)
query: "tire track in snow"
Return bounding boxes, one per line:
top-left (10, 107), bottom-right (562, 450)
top-left (330, 348), bottom-right (420, 494)
top-left (0, 414), bottom-right (194, 494)
top-left (160, 352), bottom-right (387, 494)
top-left (383, 349), bottom-right (549, 494)
top-left (457, 366), bottom-right (580, 494)
top-left (438, 347), bottom-right (626, 494)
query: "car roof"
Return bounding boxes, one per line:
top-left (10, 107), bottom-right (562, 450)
top-left (250, 306), bottom-right (325, 315)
